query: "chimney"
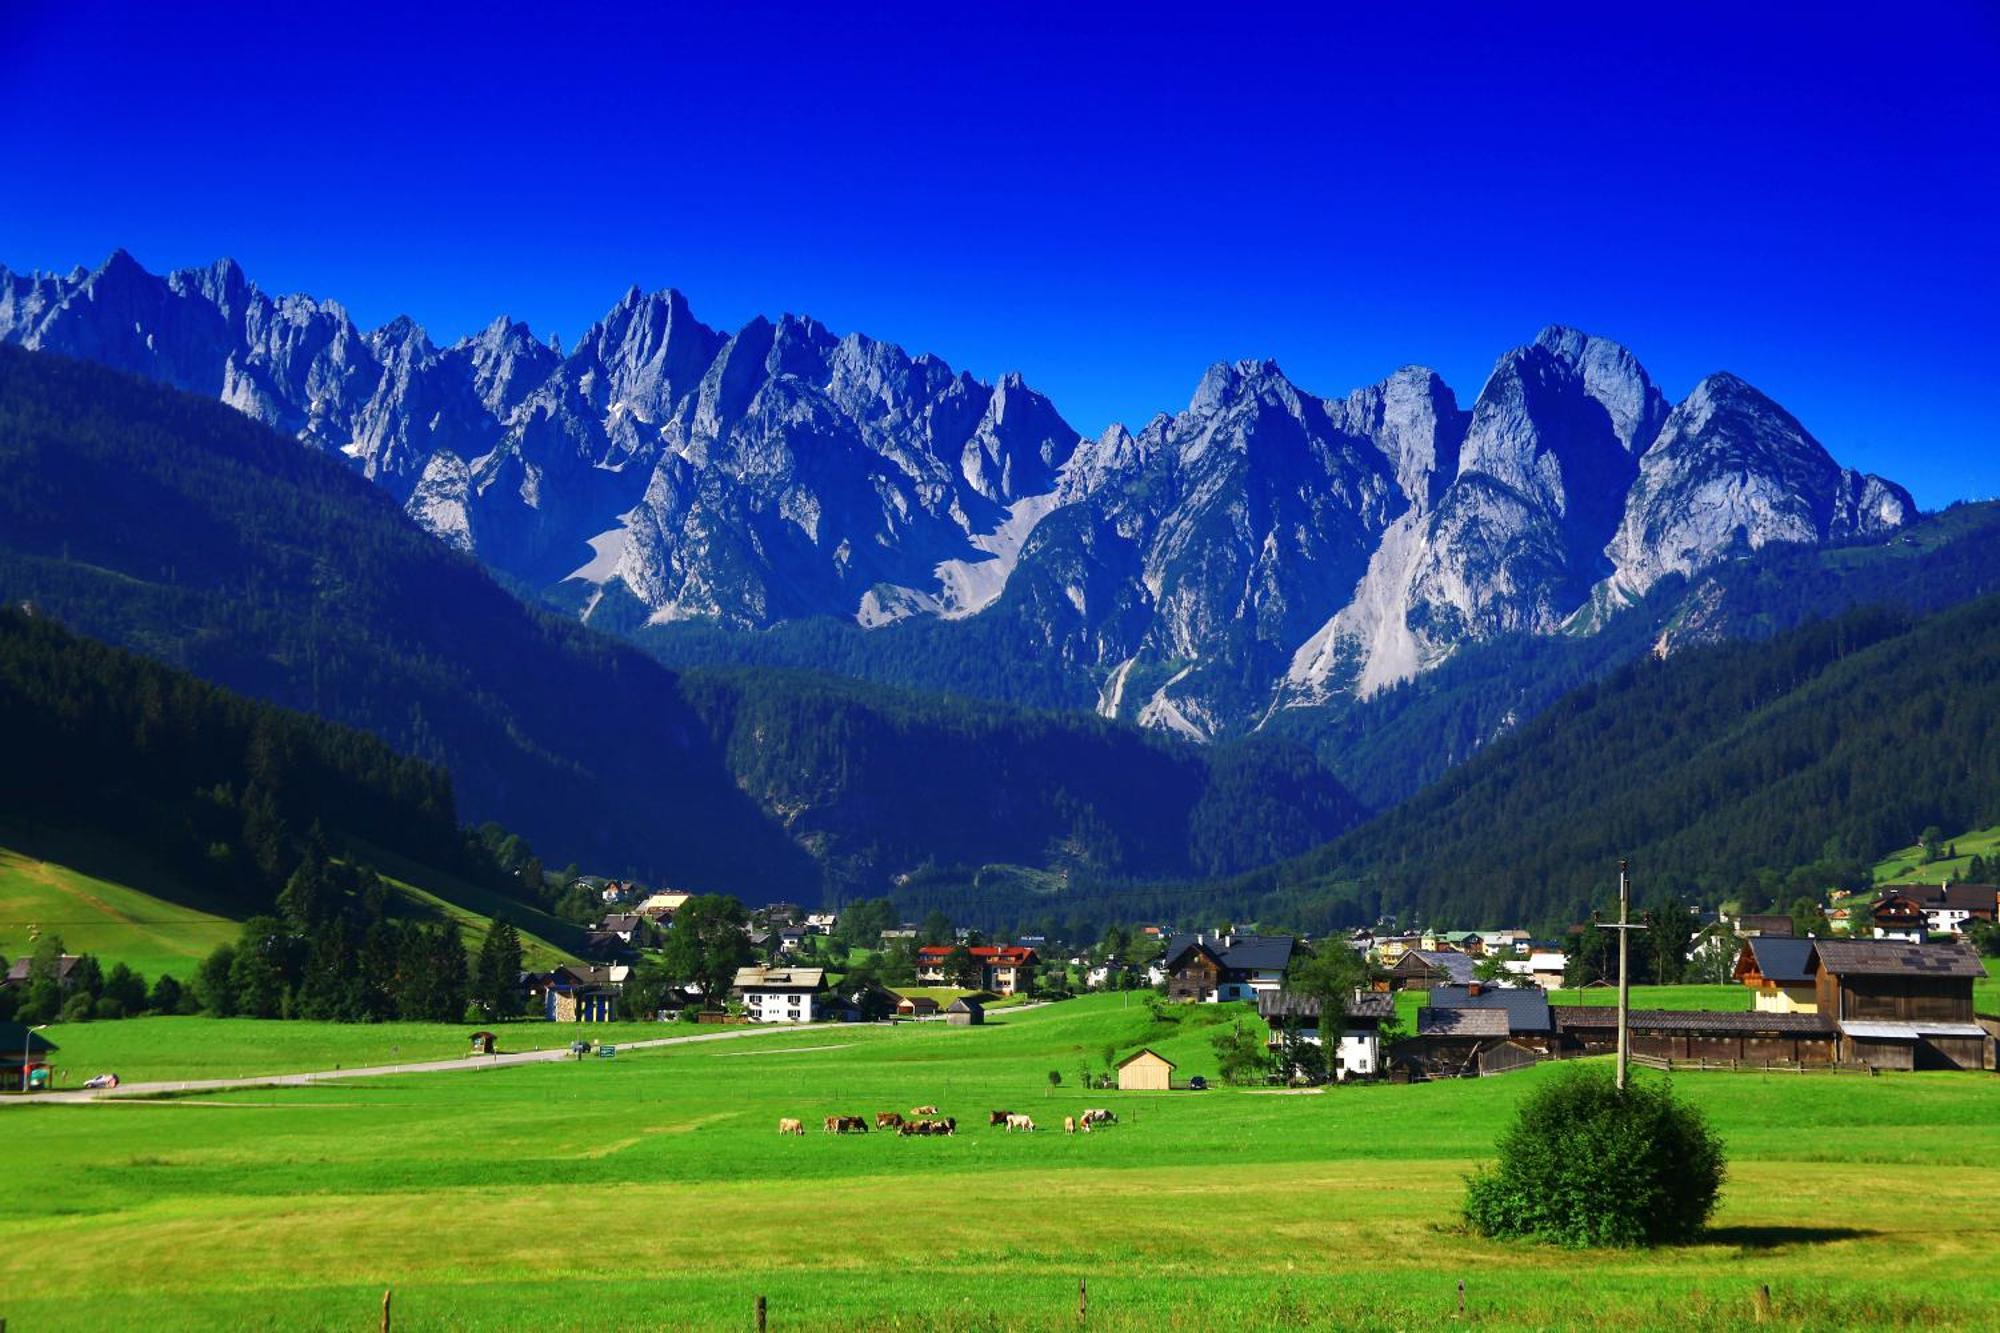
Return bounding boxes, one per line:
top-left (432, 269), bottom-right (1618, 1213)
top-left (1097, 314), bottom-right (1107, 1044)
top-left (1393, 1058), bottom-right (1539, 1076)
top-left (1467, 983), bottom-right (1483, 997)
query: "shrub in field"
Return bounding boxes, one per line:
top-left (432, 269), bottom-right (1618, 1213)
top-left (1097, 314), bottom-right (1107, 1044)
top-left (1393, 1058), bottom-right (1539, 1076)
top-left (1464, 1065), bottom-right (1726, 1247)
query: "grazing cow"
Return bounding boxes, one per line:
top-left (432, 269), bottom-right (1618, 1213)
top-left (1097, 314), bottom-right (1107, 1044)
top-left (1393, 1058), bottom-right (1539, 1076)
top-left (778, 1118), bottom-right (804, 1136)
top-left (845, 1116), bottom-right (869, 1133)
top-left (1080, 1108), bottom-right (1116, 1126)
top-left (1006, 1114), bottom-right (1036, 1132)
top-left (877, 1111), bottom-right (904, 1129)
top-left (911, 1105), bottom-right (939, 1117)
top-left (823, 1115), bottom-right (841, 1133)
top-left (1064, 1116), bottom-right (1076, 1134)
top-left (988, 1110), bottom-right (1012, 1126)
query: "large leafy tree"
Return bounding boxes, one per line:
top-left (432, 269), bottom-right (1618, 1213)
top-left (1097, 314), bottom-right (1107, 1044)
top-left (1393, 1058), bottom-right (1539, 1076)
top-left (660, 894), bottom-right (751, 1009)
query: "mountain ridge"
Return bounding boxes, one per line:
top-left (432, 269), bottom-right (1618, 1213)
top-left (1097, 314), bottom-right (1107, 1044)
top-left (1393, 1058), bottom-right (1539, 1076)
top-left (0, 252), bottom-right (1915, 740)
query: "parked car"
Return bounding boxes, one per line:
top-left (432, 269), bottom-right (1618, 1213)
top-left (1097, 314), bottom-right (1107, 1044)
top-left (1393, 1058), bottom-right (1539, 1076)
top-left (83, 1073), bottom-right (119, 1090)
top-left (1188, 1075), bottom-right (1208, 1091)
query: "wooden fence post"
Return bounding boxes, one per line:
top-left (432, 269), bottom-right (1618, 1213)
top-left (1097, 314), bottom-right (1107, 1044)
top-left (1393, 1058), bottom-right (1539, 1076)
top-left (755, 1294), bottom-right (767, 1332)
top-left (1753, 1283), bottom-right (1772, 1322)
top-left (381, 1288), bottom-right (392, 1333)
top-left (1457, 1279), bottom-right (1466, 1319)
top-left (1078, 1276), bottom-right (1087, 1324)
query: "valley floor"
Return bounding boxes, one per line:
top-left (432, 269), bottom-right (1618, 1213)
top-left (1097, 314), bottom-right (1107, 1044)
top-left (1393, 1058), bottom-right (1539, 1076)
top-left (5, 995), bottom-right (1997, 1331)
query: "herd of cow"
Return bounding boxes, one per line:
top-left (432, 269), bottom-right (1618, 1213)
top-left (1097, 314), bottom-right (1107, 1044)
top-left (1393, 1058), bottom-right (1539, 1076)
top-left (776, 1106), bottom-right (1119, 1137)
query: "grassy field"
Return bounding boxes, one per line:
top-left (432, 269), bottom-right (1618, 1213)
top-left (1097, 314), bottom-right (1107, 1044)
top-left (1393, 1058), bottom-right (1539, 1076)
top-left (1871, 821), bottom-right (2000, 885)
top-left (0, 842), bottom-right (239, 981)
top-left (1545, 983), bottom-right (1752, 1010)
top-left (5, 994), bottom-right (1998, 1330)
top-left (21, 1016), bottom-right (700, 1084)
top-left (0, 833), bottom-right (579, 983)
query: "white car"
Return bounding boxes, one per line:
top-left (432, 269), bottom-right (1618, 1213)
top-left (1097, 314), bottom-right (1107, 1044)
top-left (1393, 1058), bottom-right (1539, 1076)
top-left (83, 1073), bottom-right (119, 1090)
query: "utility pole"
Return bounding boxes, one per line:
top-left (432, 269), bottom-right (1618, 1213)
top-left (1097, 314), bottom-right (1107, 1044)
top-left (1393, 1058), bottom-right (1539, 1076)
top-left (1593, 860), bottom-right (1646, 1091)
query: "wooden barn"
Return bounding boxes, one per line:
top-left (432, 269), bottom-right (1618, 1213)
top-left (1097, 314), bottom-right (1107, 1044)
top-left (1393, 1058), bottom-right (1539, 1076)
top-left (1810, 939), bottom-right (1991, 1070)
top-left (945, 997), bottom-right (984, 1026)
top-left (1552, 1008), bottom-right (1839, 1066)
top-left (1116, 1048), bottom-right (1175, 1091)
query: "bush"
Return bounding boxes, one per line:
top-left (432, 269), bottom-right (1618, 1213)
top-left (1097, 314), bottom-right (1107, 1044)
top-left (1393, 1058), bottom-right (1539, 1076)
top-left (1464, 1065), bottom-right (1726, 1247)
top-left (59, 991), bottom-right (96, 1024)
top-left (93, 996), bottom-right (127, 1021)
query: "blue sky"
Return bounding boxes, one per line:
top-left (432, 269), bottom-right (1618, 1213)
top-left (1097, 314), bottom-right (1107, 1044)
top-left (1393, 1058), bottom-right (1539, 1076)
top-left (4, 2), bottom-right (1995, 506)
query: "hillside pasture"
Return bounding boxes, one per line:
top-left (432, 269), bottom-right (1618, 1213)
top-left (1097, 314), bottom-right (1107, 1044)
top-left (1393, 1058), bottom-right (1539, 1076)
top-left (1871, 821), bottom-right (2000, 886)
top-left (0, 840), bottom-right (237, 981)
top-left (4, 994), bottom-right (1998, 1330)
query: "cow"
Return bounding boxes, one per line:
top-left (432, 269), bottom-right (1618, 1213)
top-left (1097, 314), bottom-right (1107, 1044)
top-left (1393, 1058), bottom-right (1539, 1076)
top-left (911, 1105), bottom-right (939, 1117)
top-left (843, 1116), bottom-right (869, 1133)
top-left (1064, 1116), bottom-right (1077, 1134)
top-left (778, 1118), bottom-right (804, 1136)
top-left (823, 1115), bottom-right (842, 1133)
top-left (988, 1110), bottom-right (1012, 1126)
top-left (876, 1111), bottom-right (904, 1130)
top-left (1080, 1108), bottom-right (1116, 1126)
top-left (1005, 1114), bottom-right (1036, 1132)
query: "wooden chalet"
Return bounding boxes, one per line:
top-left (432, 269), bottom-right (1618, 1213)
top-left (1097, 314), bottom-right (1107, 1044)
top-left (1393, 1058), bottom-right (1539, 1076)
top-left (1867, 890), bottom-right (1932, 942)
top-left (1384, 949), bottom-right (1476, 991)
top-left (1732, 936), bottom-right (1819, 1013)
top-left (1809, 939), bottom-right (1991, 1070)
top-left (1874, 883), bottom-right (1998, 937)
top-left (1159, 933), bottom-right (1295, 1003)
top-left (1731, 913), bottom-right (1795, 938)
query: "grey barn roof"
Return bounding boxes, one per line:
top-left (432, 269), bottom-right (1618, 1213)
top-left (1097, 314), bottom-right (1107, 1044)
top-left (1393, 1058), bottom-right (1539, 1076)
top-left (1425, 984), bottom-right (1553, 1033)
top-left (1407, 951), bottom-right (1478, 984)
top-left (1811, 939), bottom-right (1986, 979)
top-left (1417, 1008), bottom-right (1510, 1037)
top-left (1553, 1007), bottom-right (1834, 1035)
top-left (1258, 991), bottom-right (1395, 1023)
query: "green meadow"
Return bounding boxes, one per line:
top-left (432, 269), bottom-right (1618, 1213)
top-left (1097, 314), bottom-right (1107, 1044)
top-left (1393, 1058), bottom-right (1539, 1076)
top-left (1871, 821), bottom-right (2000, 886)
top-left (6, 994), bottom-right (1998, 1331)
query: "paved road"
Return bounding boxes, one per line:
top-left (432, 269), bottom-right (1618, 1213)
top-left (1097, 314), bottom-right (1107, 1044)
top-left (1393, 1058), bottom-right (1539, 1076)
top-left (4, 1024), bottom-right (806, 1106)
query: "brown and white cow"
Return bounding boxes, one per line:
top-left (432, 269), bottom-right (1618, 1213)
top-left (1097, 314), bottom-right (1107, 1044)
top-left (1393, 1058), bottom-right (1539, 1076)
top-left (778, 1118), bottom-right (804, 1136)
top-left (1005, 1114), bottom-right (1036, 1132)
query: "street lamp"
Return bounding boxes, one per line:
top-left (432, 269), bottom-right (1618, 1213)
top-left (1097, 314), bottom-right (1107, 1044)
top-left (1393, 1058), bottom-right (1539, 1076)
top-left (20, 1023), bottom-right (48, 1095)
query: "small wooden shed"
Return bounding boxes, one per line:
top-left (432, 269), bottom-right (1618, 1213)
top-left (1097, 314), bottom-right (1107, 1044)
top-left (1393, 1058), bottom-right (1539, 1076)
top-left (1116, 1047), bottom-right (1176, 1091)
top-left (945, 997), bottom-right (984, 1026)
top-left (895, 995), bottom-right (940, 1017)
top-left (468, 1030), bottom-right (497, 1055)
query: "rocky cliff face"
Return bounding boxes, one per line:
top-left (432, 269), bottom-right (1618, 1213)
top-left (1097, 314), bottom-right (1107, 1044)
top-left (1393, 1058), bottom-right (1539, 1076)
top-left (0, 253), bottom-right (1917, 740)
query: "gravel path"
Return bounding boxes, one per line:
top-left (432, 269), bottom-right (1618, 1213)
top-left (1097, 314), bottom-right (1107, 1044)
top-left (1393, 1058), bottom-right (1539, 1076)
top-left (4, 1024), bottom-right (807, 1106)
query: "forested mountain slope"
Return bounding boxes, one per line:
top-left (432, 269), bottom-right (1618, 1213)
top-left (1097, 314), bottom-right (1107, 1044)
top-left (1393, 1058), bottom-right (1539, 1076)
top-left (1228, 593), bottom-right (2000, 931)
top-left (0, 348), bottom-right (1361, 895)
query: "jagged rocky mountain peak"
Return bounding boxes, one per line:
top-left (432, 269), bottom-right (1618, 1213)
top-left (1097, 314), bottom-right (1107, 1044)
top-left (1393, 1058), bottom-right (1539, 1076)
top-left (0, 251), bottom-right (1919, 742)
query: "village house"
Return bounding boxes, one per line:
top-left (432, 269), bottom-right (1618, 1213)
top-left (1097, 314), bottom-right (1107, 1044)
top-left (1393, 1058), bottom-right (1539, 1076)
top-left (1728, 912), bottom-right (1796, 938)
top-left (1501, 950), bottom-right (1568, 991)
top-left (1425, 984), bottom-right (1556, 1047)
top-left (732, 965), bottom-right (828, 1023)
top-left (542, 963), bottom-right (627, 1022)
top-left (803, 912), bottom-right (838, 933)
top-left (1258, 990), bottom-right (1393, 1079)
top-left (1868, 889), bottom-right (1931, 941)
top-left (635, 890), bottom-right (691, 920)
top-left (1383, 949), bottom-right (1477, 991)
top-left (1809, 938), bottom-right (1990, 1070)
top-left (1732, 936), bottom-right (1819, 1013)
top-left (1, 1020), bottom-right (57, 1091)
top-left (1159, 933), bottom-right (1295, 1003)
top-left (1873, 883), bottom-right (1997, 937)
top-left (914, 945), bottom-right (1039, 995)
top-left (1116, 1048), bottom-right (1175, 1091)
top-left (894, 994), bottom-right (940, 1017)
top-left (3, 954), bottom-right (85, 991)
